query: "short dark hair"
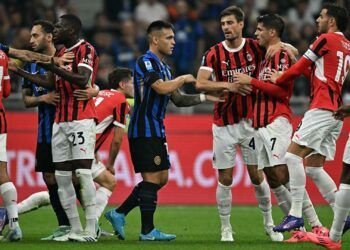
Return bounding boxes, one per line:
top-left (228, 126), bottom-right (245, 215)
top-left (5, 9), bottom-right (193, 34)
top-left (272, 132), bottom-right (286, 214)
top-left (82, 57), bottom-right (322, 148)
top-left (60, 14), bottom-right (82, 34)
top-left (32, 20), bottom-right (54, 34)
top-left (108, 67), bottom-right (133, 89)
top-left (322, 3), bottom-right (349, 32)
top-left (220, 6), bottom-right (245, 22)
top-left (146, 20), bottom-right (174, 38)
top-left (257, 14), bottom-right (285, 37)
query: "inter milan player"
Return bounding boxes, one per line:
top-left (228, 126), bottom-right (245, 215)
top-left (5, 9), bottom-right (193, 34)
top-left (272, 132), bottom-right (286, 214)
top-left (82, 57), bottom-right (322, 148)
top-left (106, 20), bottom-right (222, 241)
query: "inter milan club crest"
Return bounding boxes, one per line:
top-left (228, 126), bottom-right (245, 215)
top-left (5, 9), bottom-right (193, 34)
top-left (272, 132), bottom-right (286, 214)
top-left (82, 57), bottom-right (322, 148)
top-left (154, 156), bottom-right (161, 166)
top-left (246, 53), bottom-right (253, 62)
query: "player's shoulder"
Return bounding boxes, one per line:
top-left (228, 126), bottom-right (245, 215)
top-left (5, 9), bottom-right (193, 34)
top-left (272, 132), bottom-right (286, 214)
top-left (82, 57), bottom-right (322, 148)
top-left (203, 42), bottom-right (223, 60)
top-left (100, 89), bottom-right (126, 102)
top-left (136, 54), bottom-right (159, 71)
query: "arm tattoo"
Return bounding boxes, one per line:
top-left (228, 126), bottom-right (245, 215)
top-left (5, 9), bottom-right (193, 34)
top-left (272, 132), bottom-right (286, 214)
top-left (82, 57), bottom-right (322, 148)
top-left (170, 89), bottom-right (202, 107)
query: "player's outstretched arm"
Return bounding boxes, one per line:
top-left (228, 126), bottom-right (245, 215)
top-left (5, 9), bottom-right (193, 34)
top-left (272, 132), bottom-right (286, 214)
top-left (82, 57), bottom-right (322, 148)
top-left (151, 74), bottom-right (193, 95)
top-left (267, 57), bottom-right (312, 85)
top-left (10, 61), bottom-right (54, 88)
top-left (1, 43), bottom-right (73, 66)
top-left (170, 89), bottom-right (225, 107)
top-left (196, 68), bottom-right (230, 92)
top-left (234, 73), bottom-right (288, 99)
top-left (39, 59), bottom-right (92, 88)
top-left (22, 88), bottom-right (59, 108)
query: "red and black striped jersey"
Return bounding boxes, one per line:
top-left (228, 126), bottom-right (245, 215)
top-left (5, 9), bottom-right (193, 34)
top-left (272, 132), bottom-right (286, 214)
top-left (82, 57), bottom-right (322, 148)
top-left (200, 38), bottom-right (264, 126)
top-left (54, 39), bottom-right (99, 123)
top-left (95, 90), bottom-right (130, 152)
top-left (0, 50), bottom-right (11, 134)
top-left (253, 50), bottom-right (293, 128)
top-left (303, 32), bottom-right (350, 111)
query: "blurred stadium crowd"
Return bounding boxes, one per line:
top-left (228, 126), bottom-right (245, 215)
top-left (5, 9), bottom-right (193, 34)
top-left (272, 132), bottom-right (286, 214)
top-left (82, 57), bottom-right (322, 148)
top-left (0, 0), bottom-right (350, 112)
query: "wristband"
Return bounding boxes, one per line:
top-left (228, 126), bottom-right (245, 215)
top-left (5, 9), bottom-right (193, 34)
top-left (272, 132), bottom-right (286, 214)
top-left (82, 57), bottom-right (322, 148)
top-left (200, 93), bottom-right (206, 102)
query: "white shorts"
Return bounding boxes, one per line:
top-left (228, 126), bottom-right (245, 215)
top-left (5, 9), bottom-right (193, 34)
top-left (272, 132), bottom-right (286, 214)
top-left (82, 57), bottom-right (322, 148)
top-left (0, 134), bottom-right (7, 162)
top-left (255, 117), bottom-right (293, 169)
top-left (52, 119), bottom-right (96, 162)
top-left (292, 109), bottom-right (343, 160)
top-left (91, 160), bottom-right (106, 179)
top-left (343, 134), bottom-right (350, 164)
top-left (212, 119), bottom-right (258, 169)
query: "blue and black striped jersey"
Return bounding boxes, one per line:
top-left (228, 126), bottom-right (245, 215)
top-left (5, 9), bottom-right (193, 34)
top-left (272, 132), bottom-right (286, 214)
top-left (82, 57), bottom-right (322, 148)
top-left (22, 63), bottom-right (55, 144)
top-left (128, 50), bottom-right (173, 138)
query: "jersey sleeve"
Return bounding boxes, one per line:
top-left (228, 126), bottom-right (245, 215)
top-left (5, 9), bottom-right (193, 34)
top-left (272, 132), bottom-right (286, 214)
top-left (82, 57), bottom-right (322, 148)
top-left (199, 48), bottom-right (216, 72)
top-left (136, 57), bottom-right (162, 87)
top-left (303, 34), bottom-right (329, 62)
top-left (113, 101), bottom-right (130, 129)
top-left (76, 43), bottom-right (96, 72)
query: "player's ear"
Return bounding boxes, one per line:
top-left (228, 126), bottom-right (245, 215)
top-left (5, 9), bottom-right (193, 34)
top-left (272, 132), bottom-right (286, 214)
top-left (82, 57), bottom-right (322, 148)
top-left (47, 33), bottom-right (53, 42)
top-left (119, 81), bottom-right (125, 90)
top-left (329, 17), bottom-right (336, 28)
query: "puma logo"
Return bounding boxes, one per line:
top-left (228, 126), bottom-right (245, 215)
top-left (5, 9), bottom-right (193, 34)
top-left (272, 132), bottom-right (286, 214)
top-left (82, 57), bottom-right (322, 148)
top-left (80, 148), bottom-right (87, 154)
top-left (221, 60), bottom-right (229, 66)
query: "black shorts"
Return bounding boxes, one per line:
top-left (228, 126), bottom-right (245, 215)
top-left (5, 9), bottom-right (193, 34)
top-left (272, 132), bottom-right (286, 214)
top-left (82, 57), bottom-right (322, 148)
top-left (129, 137), bottom-right (170, 173)
top-left (35, 143), bottom-right (54, 173)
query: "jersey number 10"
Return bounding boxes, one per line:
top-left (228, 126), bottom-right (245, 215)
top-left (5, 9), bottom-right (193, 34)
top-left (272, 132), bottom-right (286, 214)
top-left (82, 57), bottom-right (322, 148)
top-left (335, 51), bottom-right (350, 84)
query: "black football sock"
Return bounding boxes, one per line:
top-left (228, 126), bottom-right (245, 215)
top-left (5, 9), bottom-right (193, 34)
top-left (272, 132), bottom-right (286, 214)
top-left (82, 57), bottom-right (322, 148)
top-left (139, 181), bottom-right (160, 234)
top-left (47, 183), bottom-right (70, 226)
top-left (116, 182), bottom-right (141, 215)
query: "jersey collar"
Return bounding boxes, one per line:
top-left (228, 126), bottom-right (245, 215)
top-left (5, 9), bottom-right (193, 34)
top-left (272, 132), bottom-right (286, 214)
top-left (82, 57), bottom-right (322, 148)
top-left (66, 39), bottom-right (85, 52)
top-left (222, 38), bottom-right (246, 53)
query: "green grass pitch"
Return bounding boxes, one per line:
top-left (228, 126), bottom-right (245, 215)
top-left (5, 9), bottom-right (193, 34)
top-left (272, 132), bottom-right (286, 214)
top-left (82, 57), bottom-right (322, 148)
top-left (2, 205), bottom-right (349, 249)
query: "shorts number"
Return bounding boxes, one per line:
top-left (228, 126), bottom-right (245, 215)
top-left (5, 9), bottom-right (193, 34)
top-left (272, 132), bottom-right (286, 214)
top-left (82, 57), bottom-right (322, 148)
top-left (270, 137), bottom-right (276, 151)
top-left (248, 137), bottom-right (255, 150)
top-left (72, 131), bottom-right (85, 146)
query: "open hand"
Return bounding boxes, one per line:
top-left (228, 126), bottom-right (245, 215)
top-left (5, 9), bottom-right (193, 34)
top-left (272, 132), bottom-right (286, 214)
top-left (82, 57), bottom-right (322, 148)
top-left (266, 69), bottom-right (281, 83)
top-left (233, 73), bottom-right (252, 85)
top-left (42, 92), bottom-right (60, 105)
top-left (54, 52), bottom-right (74, 67)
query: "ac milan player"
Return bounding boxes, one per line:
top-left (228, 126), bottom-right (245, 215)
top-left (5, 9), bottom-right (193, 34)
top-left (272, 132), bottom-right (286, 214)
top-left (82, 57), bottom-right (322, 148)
top-left (0, 50), bottom-right (22, 242)
top-left (10, 14), bottom-right (100, 242)
top-left (234, 14), bottom-right (328, 242)
top-left (269, 4), bottom-right (350, 233)
top-left (308, 104), bottom-right (350, 249)
top-left (196, 6), bottom-right (285, 242)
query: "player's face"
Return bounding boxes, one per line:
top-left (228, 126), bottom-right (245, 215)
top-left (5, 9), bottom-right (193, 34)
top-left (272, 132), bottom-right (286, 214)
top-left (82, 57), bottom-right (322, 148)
top-left (221, 15), bottom-right (243, 41)
top-left (30, 25), bottom-right (51, 52)
top-left (53, 19), bottom-right (71, 44)
top-left (254, 23), bottom-right (270, 47)
top-left (123, 77), bottom-right (134, 98)
top-left (316, 9), bottom-right (330, 34)
top-left (156, 28), bottom-right (175, 56)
